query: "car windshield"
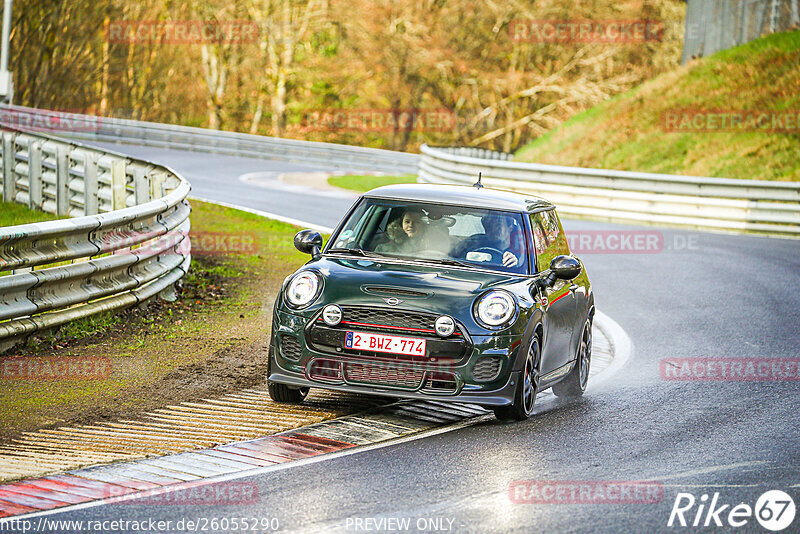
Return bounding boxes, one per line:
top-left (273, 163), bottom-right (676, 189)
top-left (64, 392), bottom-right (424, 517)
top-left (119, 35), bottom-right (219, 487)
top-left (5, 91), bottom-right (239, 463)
top-left (326, 198), bottom-right (529, 275)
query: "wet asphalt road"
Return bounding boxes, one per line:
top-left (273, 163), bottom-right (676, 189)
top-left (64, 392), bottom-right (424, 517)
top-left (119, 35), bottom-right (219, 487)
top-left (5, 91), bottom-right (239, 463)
top-left (27, 143), bottom-right (800, 533)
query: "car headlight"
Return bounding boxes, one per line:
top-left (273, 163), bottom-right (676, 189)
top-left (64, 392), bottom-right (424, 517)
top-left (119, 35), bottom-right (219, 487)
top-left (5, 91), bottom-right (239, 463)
top-left (475, 290), bottom-right (517, 327)
top-left (285, 271), bottom-right (321, 308)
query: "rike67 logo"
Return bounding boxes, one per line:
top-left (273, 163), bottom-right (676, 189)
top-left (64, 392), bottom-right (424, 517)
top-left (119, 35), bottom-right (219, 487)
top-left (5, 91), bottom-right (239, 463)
top-left (669, 490), bottom-right (796, 531)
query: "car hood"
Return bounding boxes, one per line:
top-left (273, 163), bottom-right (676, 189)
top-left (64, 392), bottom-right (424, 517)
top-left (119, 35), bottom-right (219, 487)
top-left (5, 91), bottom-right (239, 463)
top-left (291, 255), bottom-right (535, 333)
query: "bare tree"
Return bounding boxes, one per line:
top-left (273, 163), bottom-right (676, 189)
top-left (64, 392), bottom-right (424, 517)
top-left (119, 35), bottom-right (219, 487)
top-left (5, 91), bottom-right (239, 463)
top-left (249, 0), bottom-right (329, 137)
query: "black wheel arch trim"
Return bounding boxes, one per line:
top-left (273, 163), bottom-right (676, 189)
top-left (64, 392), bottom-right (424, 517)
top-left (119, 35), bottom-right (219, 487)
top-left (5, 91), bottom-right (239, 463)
top-left (511, 309), bottom-right (544, 373)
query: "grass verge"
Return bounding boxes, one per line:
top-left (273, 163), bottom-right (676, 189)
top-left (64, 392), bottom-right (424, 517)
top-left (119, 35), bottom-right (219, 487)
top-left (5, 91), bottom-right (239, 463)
top-left (0, 202), bottom-right (65, 226)
top-left (328, 174), bottom-right (417, 192)
top-left (515, 30), bottom-right (800, 181)
top-left (0, 200), bottom-right (313, 441)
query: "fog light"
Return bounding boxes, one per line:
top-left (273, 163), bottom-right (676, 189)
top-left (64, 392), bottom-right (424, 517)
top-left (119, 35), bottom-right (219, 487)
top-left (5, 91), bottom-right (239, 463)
top-left (435, 315), bottom-right (455, 337)
top-left (322, 304), bottom-right (342, 326)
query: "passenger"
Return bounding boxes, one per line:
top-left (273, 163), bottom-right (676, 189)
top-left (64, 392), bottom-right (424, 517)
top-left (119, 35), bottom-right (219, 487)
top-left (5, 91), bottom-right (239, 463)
top-left (377, 208), bottom-right (449, 254)
top-left (400, 209), bottom-right (426, 251)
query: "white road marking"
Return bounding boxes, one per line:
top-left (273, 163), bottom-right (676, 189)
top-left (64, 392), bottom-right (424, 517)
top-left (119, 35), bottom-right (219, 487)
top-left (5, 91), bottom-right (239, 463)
top-left (589, 310), bottom-right (632, 389)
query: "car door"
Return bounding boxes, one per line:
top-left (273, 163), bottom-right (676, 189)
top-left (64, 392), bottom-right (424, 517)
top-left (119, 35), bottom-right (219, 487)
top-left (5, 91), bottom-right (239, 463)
top-left (530, 210), bottom-right (578, 377)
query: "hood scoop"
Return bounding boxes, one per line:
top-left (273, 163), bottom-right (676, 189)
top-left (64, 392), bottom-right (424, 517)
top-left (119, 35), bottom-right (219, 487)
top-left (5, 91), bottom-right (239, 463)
top-left (361, 285), bottom-right (432, 299)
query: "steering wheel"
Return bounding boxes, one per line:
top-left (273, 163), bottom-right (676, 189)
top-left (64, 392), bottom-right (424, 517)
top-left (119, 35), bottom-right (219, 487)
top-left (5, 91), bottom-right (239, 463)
top-left (472, 246), bottom-right (504, 262)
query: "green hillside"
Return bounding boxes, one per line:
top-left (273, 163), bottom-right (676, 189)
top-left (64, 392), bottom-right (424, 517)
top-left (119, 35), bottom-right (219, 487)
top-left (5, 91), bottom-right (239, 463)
top-left (515, 30), bottom-right (800, 181)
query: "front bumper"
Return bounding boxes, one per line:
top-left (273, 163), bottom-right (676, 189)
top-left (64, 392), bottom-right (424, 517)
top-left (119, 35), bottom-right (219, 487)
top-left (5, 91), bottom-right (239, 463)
top-left (269, 366), bottom-right (521, 407)
top-left (270, 309), bottom-right (523, 406)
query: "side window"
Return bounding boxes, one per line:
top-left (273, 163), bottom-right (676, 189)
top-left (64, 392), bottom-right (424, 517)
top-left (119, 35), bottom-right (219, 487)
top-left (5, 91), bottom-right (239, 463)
top-left (530, 209), bottom-right (570, 272)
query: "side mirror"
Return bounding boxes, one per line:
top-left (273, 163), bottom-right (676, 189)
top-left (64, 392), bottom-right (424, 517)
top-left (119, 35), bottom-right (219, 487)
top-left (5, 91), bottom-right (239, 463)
top-left (549, 255), bottom-right (582, 282)
top-left (294, 230), bottom-right (323, 257)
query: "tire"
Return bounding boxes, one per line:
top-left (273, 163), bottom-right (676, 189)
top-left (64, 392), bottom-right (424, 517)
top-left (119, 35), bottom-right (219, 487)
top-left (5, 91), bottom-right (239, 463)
top-left (552, 318), bottom-right (592, 398)
top-left (494, 337), bottom-right (540, 421)
top-left (268, 381), bottom-right (309, 403)
top-left (267, 349), bottom-right (310, 403)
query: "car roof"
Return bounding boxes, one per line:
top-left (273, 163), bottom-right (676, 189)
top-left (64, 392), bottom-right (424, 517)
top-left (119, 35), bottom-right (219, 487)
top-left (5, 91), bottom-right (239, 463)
top-left (363, 183), bottom-right (554, 213)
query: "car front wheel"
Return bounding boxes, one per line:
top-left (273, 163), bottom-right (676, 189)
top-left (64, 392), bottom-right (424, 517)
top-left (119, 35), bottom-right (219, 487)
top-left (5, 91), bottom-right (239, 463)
top-left (553, 318), bottom-right (592, 398)
top-left (268, 381), bottom-right (310, 403)
top-left (267, 350), bottom-right (310, 403)
top-left (494, 337), bottom-right (540, 421)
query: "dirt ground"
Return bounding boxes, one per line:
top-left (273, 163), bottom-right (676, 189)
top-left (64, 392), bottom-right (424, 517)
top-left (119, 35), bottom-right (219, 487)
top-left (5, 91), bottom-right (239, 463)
top-left (0, 200), bottom-right (308, 443)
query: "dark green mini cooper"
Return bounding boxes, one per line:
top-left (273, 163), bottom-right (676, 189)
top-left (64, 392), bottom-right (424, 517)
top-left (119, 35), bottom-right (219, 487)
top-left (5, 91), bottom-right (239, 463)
top-left (267, 184), bottom-right (594, 420)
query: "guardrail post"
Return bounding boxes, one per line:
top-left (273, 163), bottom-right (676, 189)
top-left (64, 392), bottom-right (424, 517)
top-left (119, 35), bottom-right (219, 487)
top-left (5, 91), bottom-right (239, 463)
top-left (110, 159), bottom-right (127, 210)
top-left (132, 165), bottom-right (149, 204)
top-left (28, 140), bottom-right (42, 209)
top-left (150, 171), bottom-right (165, 200)
top-left (55, 145), bottom-right (69, 216)
top-left (83, 152), bottom-right (98, 215)
top-left (2, 132), bottom-right (13, 202)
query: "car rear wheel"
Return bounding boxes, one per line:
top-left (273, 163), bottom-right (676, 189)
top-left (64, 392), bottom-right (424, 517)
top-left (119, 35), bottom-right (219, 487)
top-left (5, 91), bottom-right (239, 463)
top-left (494, 337), bottom-right (540, 421)
top-left (552, 318), bottom-right (592, 398)
top-left (267, 350), bottom-right (310, 403)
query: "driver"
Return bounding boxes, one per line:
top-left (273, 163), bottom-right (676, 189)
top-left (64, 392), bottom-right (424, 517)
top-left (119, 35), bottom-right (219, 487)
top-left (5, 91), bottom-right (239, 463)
top-left (454, 213), bottom-right (521, 268)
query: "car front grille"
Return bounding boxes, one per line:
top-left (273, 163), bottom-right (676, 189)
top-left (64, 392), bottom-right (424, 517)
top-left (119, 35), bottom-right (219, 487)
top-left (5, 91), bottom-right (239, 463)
top-left (306, 358), bottom-right (460, 394)
top-left (280, 336), bottom-right (303, 360)
top-left (308, 306), bottom-right (471, 363)
top-left (422, 371), bottom-right (459, 393)
top-left (338, 306), bottom-right (438, 334)
top-left (308, 359), bottom-right (342, 381)
top-left (473, 356), bottom-right (503, 382)
top-left (344, 362), bottom-right (424, 389)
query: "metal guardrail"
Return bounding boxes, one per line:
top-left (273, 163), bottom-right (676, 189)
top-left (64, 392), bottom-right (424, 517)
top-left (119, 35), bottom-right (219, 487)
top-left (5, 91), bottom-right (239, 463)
top-left (0, 127), bottom-right (191, 351)
top-left (0, 105), bottom-right (419, 175)
top-left (4, 106), bottom-right (797, 237)
top-left (683, 0), bottom-right (800, 63)
top-left (420, 145), bottom-right (800, 236)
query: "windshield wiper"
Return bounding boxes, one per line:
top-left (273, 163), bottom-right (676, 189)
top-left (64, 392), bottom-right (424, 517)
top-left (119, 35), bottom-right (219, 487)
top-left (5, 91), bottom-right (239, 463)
top-left (422, 257), bottom-right (476, 269)
top-left (327, 247), bottom-right (382, 258)
top-left (329, 249), bottom-right (475, 269)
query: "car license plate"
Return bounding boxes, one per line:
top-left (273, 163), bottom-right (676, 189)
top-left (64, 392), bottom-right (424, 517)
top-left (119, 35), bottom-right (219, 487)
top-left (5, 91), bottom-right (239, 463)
top-left (344, 331), bottom-right (426, 356)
